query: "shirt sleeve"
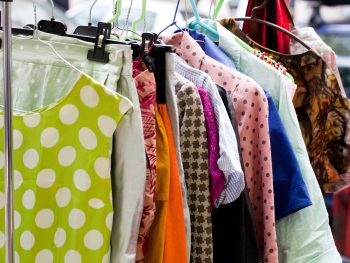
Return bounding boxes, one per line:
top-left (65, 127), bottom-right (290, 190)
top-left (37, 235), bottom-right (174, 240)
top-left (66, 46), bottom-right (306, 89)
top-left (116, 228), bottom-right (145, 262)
top-left (110, 74), bottom-right (147, 263)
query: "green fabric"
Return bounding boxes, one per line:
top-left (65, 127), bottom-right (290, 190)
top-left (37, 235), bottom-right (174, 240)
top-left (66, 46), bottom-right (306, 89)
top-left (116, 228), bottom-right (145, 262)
top-left (0, 32), bottom-right (147, 263)
top-left (193, 20), bottom-right (341, 263)
top-left (0, 73), bottom-right (132, 262)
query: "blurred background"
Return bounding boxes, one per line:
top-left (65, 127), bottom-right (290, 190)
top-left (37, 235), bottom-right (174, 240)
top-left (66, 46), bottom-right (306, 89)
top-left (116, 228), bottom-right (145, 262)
top-left (5, 0), bottom-right (350, 261)
top-left (8, 0), bottom-right (350, 98)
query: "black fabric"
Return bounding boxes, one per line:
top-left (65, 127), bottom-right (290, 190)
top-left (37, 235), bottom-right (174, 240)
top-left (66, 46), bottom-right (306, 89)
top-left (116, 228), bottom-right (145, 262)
top-left (266, 0), bottom-right (278, 51)
top-left (53, 0), bottom-right (69, 10)
top-left (212, 86), bottom-right (262, 263)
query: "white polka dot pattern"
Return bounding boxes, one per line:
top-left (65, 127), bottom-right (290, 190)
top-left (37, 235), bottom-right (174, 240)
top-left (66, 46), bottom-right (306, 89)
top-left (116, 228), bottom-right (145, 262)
top-left (14, 210), bottom-right (21, 230)
top-left (88, 198), bottom-right (104, 209)
top-left (80, 85), bottom-right (99, 108)
top-left (0, 75), bottom-right (131, 261)
top-left (55, 187), bottom-right (71, 208)
top-left (0, 152), bottom-right (4, 169)
top-left (68, 209), bottom-right (86, 229)
top-left (94, 157), bottom-right (110, 179)
top-left (98, 115), bottom-right (117, 137)
top-left (36, 169), bottom-right (56, 188)
top-left (64, 250), bottom-right (81, 263)
top-left (35, 249), bottom-right (53, 263)
top-left (84, 230), bottom-right (104, 250)
top-left (23, 114), bottom-right (40, 128)
top-left (23, 149), bottom-right (39, 169)
top-left (78, 128), bottom-right (97, 150)
top-left (40, 127), bottom-right (59, 148)
top-left (35, 209), bottom-right (54, 229)
top-left (54, 228), bottom-right (66, 248)
top-left (59, 104), bottom-right (79, 125)
top-left (20, 230), bottom-right (35, 250)
top-left (13, 129), bottom-right (23, 150)
top-left (14, 170), bottom-right (23, 190)
top-left (0, 192), bottom-right (4, 209)
top-left (73, 169), bottom-right (91, 191)
top-left (0, 231), bottom-right (4, 248)
top-left (58, 146), bottom-right (76, 166)
top-left (22, 190), bottom-right (36, 210)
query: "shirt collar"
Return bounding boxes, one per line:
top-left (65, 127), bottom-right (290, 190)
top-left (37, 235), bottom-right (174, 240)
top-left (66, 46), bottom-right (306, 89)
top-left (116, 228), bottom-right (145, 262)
top-left (160, 32), bottom-right (206, 69)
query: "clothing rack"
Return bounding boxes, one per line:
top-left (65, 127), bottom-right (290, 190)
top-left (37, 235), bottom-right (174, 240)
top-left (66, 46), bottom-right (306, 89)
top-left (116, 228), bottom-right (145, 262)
top-left (1, 0), bottom-right (14, 262)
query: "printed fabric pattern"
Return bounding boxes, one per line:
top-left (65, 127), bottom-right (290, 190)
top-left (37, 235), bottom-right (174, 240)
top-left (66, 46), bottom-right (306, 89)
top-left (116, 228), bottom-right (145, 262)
top-left (134, 69), bottom-right (157, 262)
top-left (290, 27), bottom-right (346, 95)
top-left (0, 74), bottom-right (132, 262)
top-left (174, 74), bottom-right (213, 263)
top-left (220, 19), bottom-right (350, 193)
top-left (163, 33), bottom-right (278, 263)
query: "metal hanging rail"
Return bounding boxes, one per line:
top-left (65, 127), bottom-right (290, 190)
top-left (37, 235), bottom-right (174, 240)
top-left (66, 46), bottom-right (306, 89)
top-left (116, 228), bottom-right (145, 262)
top-left (1, 0), bottom-right (14, 262)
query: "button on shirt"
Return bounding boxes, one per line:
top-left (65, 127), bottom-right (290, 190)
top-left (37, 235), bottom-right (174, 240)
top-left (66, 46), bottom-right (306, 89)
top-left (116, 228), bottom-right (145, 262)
top-left (162, 32), bottom-right (278, 263)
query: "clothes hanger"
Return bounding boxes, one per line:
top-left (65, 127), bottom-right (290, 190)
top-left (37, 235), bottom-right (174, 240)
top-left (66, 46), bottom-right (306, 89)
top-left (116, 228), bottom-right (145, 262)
top-left (37, 0), bottom-right (67, 35)
top-left (212, 0), bottom-right (225, 20)
top-left (129, 0), bottom-right (146, 39)
top-left (188, 0), bottom-right (219, 38)
top-left (157, 0), bottom-right (183, 36)
top-left (107, 0), bottom-right (122, 24)
top-left (0, 0), bottom-right (141, 62)
top-left (73, 0), bottom-right (100, 37)
top-left (234, 0), bottom-right (311, 50)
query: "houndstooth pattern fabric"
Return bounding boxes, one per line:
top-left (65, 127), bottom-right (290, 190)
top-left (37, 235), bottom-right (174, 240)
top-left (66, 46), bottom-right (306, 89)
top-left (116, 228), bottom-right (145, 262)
top-left (175, 73), bottom-right (213, 263)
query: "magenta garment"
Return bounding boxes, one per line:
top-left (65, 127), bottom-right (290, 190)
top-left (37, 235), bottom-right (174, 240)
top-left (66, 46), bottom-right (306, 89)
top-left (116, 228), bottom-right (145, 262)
top-left (161, 32), bottom-right (278, 263)
top-left (197, 87), bottom-right (225, 208)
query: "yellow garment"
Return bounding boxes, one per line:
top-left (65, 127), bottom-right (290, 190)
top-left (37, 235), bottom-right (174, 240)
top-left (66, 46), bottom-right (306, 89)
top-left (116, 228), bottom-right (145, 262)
top-left (145, 105), bottom-right (170, 263)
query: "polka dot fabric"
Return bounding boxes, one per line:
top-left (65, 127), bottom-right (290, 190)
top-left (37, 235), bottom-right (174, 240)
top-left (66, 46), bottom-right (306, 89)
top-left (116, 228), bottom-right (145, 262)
top-left (0, 74), bottom-right (132, 262)
top-left (162, 32), bottom-right (278, 263)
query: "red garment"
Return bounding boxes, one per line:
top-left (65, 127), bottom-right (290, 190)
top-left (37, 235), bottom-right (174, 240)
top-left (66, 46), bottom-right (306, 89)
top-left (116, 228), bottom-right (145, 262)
top-left (333, 187), bottom-right (350, 257)
top-left (243, 0), bottom-right (291, 54)
top-left (275, 0), bottom-right (291, 53)
top-left (134, 69), bottom-right (157, 262)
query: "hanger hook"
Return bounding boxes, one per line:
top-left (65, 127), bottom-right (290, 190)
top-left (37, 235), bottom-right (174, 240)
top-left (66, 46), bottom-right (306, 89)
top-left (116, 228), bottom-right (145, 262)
top-left (32, 0), bottom-right (39, 38)
top-left (49, 0), bottom-right (55, 19)
top-left (251, 0), bottom-right (268, 19)
top-left (89, 0), bottom-right (99, 25)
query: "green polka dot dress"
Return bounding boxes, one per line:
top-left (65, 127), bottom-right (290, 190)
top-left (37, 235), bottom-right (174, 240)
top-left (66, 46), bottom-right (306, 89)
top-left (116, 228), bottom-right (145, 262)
top-left (0, 74), bottom-right (133, 262)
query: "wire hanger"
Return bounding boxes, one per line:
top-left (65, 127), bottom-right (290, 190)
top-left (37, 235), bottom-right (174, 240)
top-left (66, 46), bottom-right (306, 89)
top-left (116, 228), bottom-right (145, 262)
top-left (73, 0), bottom-right (100, 37)
top-left (107, 0), bottom-right (123, 24)
top-left (1, 0), bottom-right (141, 62)
top-left (158, 0), bottom-right (183, 36)
top-left (188, 0), bottom-right (219, 38)
top-left (234, 0), bottom-right (311, 50)
top-left (37, 0), bottom-right (67, 35)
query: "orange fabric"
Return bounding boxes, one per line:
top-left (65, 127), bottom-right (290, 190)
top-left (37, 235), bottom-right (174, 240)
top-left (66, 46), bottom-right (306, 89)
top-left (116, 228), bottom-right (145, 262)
top-left (159, 104), bottom-right (188, 263)
top-left (145, 105), bottom-right (170, 263)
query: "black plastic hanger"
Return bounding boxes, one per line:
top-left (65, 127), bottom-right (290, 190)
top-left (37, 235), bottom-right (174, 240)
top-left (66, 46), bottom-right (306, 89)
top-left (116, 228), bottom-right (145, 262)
top-left (37, 0), bottom-right (67, 35)
top-left (73, 0), bottom-right (99, 37)
top-left (37, 18), bottom-right (67, 36)
top-left (87, 22), bottom-right (111, 63)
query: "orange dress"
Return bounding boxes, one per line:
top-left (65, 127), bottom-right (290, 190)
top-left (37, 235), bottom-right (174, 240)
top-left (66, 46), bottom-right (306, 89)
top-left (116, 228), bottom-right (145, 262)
top-left (145, 105), bottom-right (170, 263)
top-left (159, 104), bottom-right (188, 263)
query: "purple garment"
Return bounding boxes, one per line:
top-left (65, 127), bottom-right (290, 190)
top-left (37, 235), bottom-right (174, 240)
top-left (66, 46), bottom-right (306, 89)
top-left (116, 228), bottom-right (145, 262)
top-left (197, 87), bottom-right (225, 208)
